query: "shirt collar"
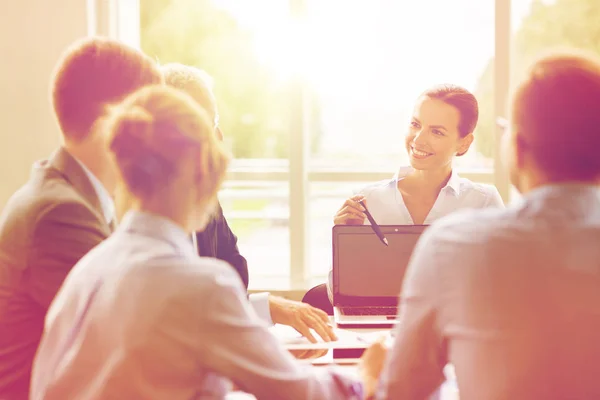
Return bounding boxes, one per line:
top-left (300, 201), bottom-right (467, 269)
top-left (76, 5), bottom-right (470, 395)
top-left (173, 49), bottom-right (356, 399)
top-left (393, 166), bottom-right (461, 195)
top-left (524, 183), bottom-right (600, 202)
top-left (119, 210), bottom-right (197, 258)
top-left (72, 156), bottom-right (115, 224)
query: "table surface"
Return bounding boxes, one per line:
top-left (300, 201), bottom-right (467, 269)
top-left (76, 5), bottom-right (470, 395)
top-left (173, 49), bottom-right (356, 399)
top-left (227, 323), bottom-right (459, 399)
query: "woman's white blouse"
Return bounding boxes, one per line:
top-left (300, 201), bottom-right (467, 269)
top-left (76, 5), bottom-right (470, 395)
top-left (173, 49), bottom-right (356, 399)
top-left (359, 166), bottom-right (504, 225)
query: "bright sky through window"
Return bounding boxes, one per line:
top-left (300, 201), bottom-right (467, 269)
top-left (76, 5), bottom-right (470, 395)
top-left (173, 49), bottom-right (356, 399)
top-left (211, 0), bottom-right (539, 161)
top-left (213, 0), bottom-right (537, 94)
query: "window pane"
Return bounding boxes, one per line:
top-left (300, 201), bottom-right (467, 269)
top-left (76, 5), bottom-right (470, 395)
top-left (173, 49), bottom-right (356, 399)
top-left (505, 0), bottom-right (596, 200)
top-left (304, 0), bottom-right (495, 171)
top-left (139, 0), bottom-right (293, 288)
top-left (509, 0), bottom-right (600, 63)
top-left (509, 0), bottom-right (600, 92)
top-left (219, 181), bottom-right (290, 289)
top-left (309, 181), bottom-right (375, 279)
top-left (139, 0), bottom-right (291, 159)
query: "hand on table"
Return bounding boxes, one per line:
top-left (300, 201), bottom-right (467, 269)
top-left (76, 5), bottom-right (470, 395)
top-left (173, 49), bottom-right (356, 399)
top-left (269, 295), bottom-right (337, 343)
top-left (333, 195), bottom-right (366, 225)
top-left (358, 338), bottom-right (389, 398)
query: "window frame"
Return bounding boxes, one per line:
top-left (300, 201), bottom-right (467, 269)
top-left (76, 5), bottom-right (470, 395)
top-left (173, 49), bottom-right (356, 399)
top-left (92, 0), bottom-right (141, 47)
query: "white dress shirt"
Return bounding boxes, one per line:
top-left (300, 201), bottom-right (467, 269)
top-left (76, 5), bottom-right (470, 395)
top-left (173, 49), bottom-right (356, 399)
top-left (248, 293), bottom-right (271, 324)
top-left (377, 184), bottom-right (600, 399)
top-left (358, 166), bottom-right (504, 225)
top-left (73, 156), bottom-right (115, 225)
top-left (31, 211), bottom-right (363, 400)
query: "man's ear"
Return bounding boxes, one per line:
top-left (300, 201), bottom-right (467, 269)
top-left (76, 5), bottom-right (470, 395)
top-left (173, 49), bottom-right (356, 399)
top-left (456, 133), bottom-right (474, 157)
top-left (215, 126), bottom-right (224, 142)
top-left (515, 133), bottom-right (528, 169)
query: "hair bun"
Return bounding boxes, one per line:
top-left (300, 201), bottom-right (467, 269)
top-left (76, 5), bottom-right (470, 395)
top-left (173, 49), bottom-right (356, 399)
top-left (109, 105), bottom-right (154, 156)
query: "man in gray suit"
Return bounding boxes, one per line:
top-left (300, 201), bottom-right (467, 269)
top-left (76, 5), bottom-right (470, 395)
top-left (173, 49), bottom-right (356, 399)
top-left (0, 37), bottom-right (163, 398)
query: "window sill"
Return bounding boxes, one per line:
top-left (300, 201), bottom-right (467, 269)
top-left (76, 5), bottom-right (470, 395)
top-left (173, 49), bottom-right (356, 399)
top-left (248, 275), bottom-right (327, 301)
top-left (248, 289), bottom-right (307, 302)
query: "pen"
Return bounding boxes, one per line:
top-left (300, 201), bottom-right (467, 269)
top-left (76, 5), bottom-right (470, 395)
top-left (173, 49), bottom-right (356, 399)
top-left (359, 200), bottom-right (388, 246)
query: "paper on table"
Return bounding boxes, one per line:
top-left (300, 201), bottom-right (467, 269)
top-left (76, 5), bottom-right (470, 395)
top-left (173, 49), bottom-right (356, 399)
top-left (270, 324), bottom-right (393, 350)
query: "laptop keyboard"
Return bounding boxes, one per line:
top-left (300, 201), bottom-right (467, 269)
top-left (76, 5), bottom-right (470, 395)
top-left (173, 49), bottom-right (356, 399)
top-left (339, 306), bottom-right (398, 316)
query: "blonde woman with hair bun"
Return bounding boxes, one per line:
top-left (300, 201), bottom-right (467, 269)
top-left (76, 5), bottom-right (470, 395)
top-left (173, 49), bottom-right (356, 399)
top-left (106, 85), bottom-right (229, 230)
top-left (30, 85), bottom-right (381, 399)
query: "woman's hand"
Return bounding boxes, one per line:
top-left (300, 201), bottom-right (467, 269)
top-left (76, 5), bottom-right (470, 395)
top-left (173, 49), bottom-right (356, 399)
top-left (269, 296), bottom-right (337, 343)
top-left (333, 195), bottom-right (366, 225)
top-left (358, 338), bottom-right (388, 398)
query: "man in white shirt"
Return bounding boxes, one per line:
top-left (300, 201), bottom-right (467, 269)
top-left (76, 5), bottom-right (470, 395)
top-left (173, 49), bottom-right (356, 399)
top-left (372, 49), bottom-right (600, 399)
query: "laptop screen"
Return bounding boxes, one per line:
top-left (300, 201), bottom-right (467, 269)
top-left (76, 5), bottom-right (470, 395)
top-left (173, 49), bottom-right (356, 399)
top-left (332, 225), bottom-right (427, 305)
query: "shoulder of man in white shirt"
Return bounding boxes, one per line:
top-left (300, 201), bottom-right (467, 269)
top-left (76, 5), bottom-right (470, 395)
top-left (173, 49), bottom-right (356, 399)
top-left (415, 202), bottom-right (511, 250)
top-left (456, 179), bottom-right (505, 209)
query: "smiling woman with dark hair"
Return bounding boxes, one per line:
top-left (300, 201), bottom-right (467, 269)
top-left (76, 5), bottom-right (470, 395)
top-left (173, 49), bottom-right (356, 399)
top-left (334, 83), bottom-right (504, 228)
top-left (311, 85), bottom-right (505, 317)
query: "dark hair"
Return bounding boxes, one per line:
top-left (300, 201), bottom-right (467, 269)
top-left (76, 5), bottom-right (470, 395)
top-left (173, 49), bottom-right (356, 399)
top-left (51, 37), bottom-right (163, 142)
top-left (512, 49), bottom-right (600, 181)
top-left (420, 84), bottom-right (479, 138)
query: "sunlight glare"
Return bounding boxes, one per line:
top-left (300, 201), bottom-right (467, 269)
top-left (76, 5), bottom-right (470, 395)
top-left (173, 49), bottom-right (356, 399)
top-left (212, 0), bottom-right (383, 93)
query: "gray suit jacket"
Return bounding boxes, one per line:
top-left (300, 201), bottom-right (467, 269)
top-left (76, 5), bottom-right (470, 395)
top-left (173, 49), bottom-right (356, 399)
top-left (0, 147), bottom-right (112, 399)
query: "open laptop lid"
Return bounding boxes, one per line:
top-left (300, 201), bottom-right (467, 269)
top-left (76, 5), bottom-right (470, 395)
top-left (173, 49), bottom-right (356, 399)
top-left (332, 225), bottom-right (428, 307)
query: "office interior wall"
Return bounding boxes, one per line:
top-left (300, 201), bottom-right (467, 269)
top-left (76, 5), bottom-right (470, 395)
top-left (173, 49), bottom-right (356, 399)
top-left (0, 0), bottom-right (92, 208)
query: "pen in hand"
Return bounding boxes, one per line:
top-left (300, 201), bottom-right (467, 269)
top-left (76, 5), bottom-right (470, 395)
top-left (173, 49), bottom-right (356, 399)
top-left (359, 200), bottom-right (388, 246)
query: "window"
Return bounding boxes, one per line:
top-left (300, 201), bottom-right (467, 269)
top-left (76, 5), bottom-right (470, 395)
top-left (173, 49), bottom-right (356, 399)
top-left (305, 0), bottom-right (497, 171)
top-left (220, 173), bottom-right (290, 288)
top-left (130, 0), bottom-right (578, 290)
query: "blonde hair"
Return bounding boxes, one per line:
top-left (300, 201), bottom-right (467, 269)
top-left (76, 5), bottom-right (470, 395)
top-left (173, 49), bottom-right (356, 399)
top-left (51, 37), bottom-right (163, 142)
top-left (104, 85), bottom-right (230, 201)
top-left (160, 63), bottom-right (218, 124)
top-left (511, 48), bottom-right (600, 180)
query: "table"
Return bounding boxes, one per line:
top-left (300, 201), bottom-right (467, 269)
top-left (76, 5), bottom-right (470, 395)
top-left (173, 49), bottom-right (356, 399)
top-left (226, 324), bottom-right (459, 399)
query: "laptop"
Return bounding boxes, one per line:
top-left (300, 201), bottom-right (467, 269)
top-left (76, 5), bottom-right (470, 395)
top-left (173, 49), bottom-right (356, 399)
top-left (332, 224), bottom-right (428, 327)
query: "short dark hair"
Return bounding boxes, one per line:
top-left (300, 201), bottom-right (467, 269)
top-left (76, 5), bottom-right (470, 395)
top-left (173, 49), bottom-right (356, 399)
top-left (420, 84), bottom-right (479, 138)
top-left (51, 37), bottom-right (163, 142)
top-left (512, 49), bottom-right (600, 180)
